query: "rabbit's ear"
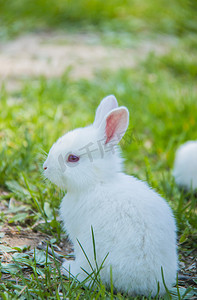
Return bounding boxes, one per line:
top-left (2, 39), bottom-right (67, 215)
top-left (99, 107), bottom-right (129, 144)
top-left (93, 95), bottom-right (118, 128)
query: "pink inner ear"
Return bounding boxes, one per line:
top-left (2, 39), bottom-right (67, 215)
top-left (105, 112), bottom-right (124, 144)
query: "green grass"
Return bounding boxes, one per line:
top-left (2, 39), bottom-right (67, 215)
top-left (0, 37), bottom-right (197, 298)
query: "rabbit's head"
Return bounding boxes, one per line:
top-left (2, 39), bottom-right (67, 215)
top-left (43, 95), bottom-right (129, 191)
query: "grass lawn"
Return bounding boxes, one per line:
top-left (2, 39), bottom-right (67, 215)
top-left (0, 0), bottom-right (197, 299)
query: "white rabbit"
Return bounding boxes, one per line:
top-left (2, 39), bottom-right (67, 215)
top-left (43, 95), bottom-right (177, 297)
top-left (173, 141), bottom-right (197, 190)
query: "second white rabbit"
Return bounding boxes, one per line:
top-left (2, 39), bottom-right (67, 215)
top-left (173, 141), bottom-right (197, 191)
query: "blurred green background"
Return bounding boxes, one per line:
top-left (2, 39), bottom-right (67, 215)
top-left (0, 0), bottom-right (197, 39)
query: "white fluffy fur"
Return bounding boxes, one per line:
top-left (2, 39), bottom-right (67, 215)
top-left (173, 141), bottom-right (197, 190)
top-left (43, 95), bottom-right (177, 297)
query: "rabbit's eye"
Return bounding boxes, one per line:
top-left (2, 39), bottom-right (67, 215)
top-left (67, 154), bottom-right (80, 163)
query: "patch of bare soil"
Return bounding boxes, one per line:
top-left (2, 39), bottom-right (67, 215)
top-left (0, 190), bottom-right (72, 259)
top-left (179, 248), bottom-right (197, 291)
top-left (0, 31), bottom-right (176, 91)
top-left (1, 227), bottom-right (50, 249)
top-left (1, 226), bottom-right (73, 257)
